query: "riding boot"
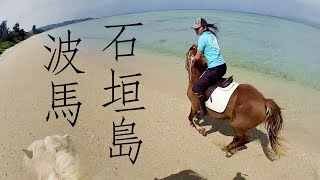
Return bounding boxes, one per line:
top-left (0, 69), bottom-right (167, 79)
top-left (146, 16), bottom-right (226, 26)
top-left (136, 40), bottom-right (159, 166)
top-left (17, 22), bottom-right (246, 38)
top-left (196, 94), bottom-right (207, 119)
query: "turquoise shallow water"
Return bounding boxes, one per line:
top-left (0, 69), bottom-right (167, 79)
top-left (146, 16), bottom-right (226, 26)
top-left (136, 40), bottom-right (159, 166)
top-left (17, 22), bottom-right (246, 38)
top-left (40, 10), bottom-right (320, 89)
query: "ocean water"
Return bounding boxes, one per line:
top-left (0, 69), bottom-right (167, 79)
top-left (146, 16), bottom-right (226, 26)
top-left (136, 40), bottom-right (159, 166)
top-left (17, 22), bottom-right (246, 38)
top-left (40, 10), bottom-right (320, 89)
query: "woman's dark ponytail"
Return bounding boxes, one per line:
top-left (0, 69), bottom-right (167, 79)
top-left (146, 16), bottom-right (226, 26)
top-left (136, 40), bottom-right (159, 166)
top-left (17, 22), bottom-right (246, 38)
top-left (205, 23), bottom-right (219, 37)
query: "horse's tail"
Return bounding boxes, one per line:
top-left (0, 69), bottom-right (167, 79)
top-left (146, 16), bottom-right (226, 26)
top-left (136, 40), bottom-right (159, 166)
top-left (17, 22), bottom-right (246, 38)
top-left (264, 98), bottom-right (284, 156)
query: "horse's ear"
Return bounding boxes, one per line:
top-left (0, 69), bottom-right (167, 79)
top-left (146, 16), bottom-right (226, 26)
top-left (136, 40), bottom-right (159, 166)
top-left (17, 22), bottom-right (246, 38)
top-left (188, 44), bottom-right (198, 56)
top-left (193, 44), bottom-right (198, 49)
top-left (189, 44), bottom-right (197, 51)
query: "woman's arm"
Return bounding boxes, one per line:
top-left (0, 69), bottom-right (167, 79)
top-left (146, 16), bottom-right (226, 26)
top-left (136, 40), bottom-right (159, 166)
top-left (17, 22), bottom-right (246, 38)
top-left (194, 50), bottom-right (203, 61)
top-left (191, 50), bottom-right (203, 66)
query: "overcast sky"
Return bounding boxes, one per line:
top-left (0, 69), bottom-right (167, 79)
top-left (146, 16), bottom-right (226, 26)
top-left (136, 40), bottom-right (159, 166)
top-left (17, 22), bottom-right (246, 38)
top-left (1, 0), bottom-right (320, 30)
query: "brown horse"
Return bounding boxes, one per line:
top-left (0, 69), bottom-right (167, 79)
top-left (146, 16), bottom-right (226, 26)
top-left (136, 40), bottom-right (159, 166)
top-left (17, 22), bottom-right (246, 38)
top-left (185, 44), bottom-right (284, 157)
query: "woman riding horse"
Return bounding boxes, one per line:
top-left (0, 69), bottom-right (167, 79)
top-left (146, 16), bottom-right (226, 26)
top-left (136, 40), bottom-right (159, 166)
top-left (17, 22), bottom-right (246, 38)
top-left (186, 43), bottom-right (284, 158)
top-left (191, 17), bottom-right (227, 120)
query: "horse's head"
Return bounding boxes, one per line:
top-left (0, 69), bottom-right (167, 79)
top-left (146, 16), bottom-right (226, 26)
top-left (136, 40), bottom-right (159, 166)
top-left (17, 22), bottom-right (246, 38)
top-left (185, 44), bottom-right (207, 70)
top-left (185, 44), bottom-right (208, 83)
top-left (186, 44), bottom-right (198, 58)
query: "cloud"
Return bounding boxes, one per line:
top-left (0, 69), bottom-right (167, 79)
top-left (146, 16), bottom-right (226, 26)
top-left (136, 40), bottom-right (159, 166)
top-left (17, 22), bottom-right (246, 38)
top-left (0, 0), bottom-right (117, 29)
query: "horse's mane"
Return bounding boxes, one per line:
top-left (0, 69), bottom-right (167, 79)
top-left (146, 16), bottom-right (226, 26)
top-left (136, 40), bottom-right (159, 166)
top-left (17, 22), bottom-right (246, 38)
top-left (185, 56), bottom-right (191, 72)
top-left (185, 52), bottom-right (208, 84)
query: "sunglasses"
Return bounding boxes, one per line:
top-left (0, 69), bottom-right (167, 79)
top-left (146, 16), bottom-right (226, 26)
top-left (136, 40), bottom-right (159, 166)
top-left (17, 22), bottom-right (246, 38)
top-left (194, 27), bottom-right (201, 31)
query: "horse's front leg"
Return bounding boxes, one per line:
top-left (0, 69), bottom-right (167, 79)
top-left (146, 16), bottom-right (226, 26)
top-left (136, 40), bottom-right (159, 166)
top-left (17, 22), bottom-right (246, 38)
top-left (187, 87), bottom-right (206, 136)
top-left (192, 116), bottom-right (207, 136)
top-left (187, 88), bottom-right (198, 127)
top-left (188, 107), bottom-right (197, 127)
top-left (189, 104), bottom-right (206, 136)
top-left (187, 105), bottom-right (206, 135)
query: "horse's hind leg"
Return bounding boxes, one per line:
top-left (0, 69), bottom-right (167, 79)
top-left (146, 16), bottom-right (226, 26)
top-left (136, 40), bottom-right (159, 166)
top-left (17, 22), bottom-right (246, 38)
top-left (221, 136), bottom-right (240, 152)
top-left (222, 115), bottom-right (250, 157)
top-left (223, 130), bottom-right (250, 157)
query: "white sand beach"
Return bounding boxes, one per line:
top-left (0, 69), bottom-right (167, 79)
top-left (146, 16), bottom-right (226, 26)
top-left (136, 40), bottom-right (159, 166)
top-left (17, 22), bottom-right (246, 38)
top-left (0, 35), bottom-right (320, 180)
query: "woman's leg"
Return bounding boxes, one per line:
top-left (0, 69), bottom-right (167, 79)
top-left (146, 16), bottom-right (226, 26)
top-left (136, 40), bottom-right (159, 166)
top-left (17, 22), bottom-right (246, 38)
top-left (192, 70), bottom-right (212, 119)
top-left (192, 64), bottom-right (227, 119)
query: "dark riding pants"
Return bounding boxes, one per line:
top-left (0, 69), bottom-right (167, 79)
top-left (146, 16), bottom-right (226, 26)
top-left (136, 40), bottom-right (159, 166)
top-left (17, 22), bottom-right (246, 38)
top-left (192, 63), bottom-right (227, 94)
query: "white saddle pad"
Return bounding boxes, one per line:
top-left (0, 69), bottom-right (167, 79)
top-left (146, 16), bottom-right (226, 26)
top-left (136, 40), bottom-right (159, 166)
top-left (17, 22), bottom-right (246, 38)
top-left (205, 82), bottom-right (239, 113)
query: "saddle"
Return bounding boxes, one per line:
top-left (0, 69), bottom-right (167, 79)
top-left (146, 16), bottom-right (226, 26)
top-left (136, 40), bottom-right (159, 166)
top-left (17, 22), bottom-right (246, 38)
top-left (204, 76), bottom-right (234, 100)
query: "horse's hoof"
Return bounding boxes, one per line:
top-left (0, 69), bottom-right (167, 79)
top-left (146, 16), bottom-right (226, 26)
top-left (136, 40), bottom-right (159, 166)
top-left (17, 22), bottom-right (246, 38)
top-left (221, 146), bottom-right (228, 152)
top-left (202, 132), bottom-right (207, 137)
top-left (201, 129), bottom-right (207, 136)
top-left (225, 149), bottom-right (236, 158)
top-left (189, 121), bottom-right (195, 127)
top-left (226, 151), bottom-right (233, 158)
top-left (198, 128), bottom-right (206, 136)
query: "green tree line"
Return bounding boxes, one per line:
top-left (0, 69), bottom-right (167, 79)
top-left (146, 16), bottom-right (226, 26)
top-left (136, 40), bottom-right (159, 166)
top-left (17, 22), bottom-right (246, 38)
top-left (0, 20), bottom-right (43, 55)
